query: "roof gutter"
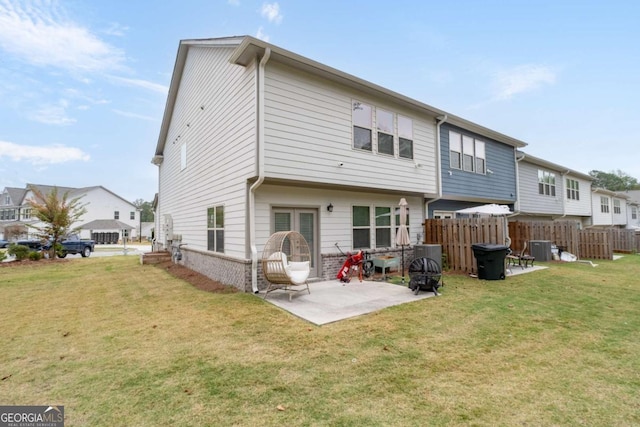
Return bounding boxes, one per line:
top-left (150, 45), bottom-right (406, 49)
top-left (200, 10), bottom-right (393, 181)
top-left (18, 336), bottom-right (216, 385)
top-left (425, 115), bottom-right (447, 219)
top-left (249, 47), bottom-right (271, 294)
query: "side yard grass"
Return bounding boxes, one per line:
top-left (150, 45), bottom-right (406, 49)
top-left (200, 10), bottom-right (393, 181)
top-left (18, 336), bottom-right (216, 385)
top-left (1, 255), bottom-right (639, 426)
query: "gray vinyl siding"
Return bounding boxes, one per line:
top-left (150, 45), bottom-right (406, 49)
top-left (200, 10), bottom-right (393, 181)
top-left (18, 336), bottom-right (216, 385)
top-left (440, 123), bottom-right (517, 202)
top-left (517, 160), bottom-right (563, 215)
top-left (157, 45), bottom-right (256, 257)
top-left (262, 62), bottom-right (437, 195)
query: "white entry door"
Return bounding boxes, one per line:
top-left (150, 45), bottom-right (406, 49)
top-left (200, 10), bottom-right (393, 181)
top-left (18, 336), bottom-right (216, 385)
top-left (273, 208), bottom-right (318, 278)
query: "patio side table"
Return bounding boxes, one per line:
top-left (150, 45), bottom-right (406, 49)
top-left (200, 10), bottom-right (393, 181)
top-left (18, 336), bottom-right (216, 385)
top-left (373, 256), bottom-right (399, 280)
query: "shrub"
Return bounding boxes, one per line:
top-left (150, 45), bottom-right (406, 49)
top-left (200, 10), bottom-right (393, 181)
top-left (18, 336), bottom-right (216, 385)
top-left (8, 244), bottom-right (30, 261)
top-left (28, 251), bottom-right (43, 261)
top-left (0, 250), bottom-right (6, 262)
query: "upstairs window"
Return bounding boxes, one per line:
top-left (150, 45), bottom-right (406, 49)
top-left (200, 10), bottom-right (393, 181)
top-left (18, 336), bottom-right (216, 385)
top-left (613, 199), bottom-right (621, 214)
top-left (632, 207), bottom-right (637, 220)
top-left (449, 131), bottom-right (462, 169)
top-left (538, 170), bottom-right (556, 196)
top-left (600, 196), bottom-right (609, 213)
top-left (130, 211), bottom-right (135, 220)
top-left (352, 101), bottom-right (372, 151)
top-left (566, 179), bottom-right (580, 200)
top-left (114, 211), bottom-right (120, 220)
top-left (462, 135), bottom-right (474, 172)
top-left (207, 206), bottom-right (225, 253)
top-left (376, 109), bottom-right (394, 156)
top-left (4, 194), bottom-right (9, 205)
top-left (475, 140), bottom-right (486, 174)
top-left (449, 131), bottom-right (486, 174)
top-left (22, 208), bottom-right (31, 220)
top-left (398, 115), bottom-right (414, 159)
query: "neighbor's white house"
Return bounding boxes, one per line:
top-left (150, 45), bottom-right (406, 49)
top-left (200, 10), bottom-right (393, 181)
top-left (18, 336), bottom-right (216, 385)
top-left (151, 36), bottom-right (533, 292)
top-left (513, 152), bottom-right (593, 227)
top-left (588, 188), bottom-right (629, 228)
top-left (0, 184), bottom-right (139, 241)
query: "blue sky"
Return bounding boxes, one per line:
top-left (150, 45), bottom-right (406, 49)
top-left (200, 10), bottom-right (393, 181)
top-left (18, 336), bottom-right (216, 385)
top-left (1, 0), bottom-right (639, 202)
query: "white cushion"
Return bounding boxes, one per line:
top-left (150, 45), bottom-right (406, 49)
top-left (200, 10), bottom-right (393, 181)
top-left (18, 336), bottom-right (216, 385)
top-left (285, 261), bottom-right (310, 285)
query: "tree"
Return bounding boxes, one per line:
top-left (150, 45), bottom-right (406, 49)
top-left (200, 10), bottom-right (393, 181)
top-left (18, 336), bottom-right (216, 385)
top-left (27, 185), bottom-right (87, 258)
top-left (588, 170), bottom-right (639, 192)
top-left (132, 198), bottom-right (154, 222)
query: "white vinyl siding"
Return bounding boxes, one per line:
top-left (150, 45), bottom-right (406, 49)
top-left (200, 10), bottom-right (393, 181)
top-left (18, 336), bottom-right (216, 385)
top-left (255, 185), bottom-right (422, 256)
top-left (156, 45), bottom-right (256, 256)
top-left (563, 175), bottom-right (592, 217)
top-left (262, 62), bottom-right (437, 195)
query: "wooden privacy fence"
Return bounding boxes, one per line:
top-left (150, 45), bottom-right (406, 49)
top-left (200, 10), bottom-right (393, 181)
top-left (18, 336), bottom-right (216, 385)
top-left (423, 217), bottom-right (507, 275)
top-left (424, 218), bottom-right (637, 274)
top-left (508, 220), bottom-right (579, 256)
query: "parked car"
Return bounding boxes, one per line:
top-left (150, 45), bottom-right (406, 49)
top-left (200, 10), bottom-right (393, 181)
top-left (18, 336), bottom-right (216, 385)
top-left (15, 240), bottom-right (44, 251)
top-left (0, 239), bottom-right (9, 248)
top-left (43, 235), bottom-right (95, 258)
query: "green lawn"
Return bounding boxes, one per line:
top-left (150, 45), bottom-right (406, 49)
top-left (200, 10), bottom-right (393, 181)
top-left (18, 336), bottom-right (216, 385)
top-left (1, 255), bottom-right (639, 426)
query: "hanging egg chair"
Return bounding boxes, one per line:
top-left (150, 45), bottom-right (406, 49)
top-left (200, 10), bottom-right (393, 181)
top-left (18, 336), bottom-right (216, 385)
top-left (261, 230), bottom-right (311, 300)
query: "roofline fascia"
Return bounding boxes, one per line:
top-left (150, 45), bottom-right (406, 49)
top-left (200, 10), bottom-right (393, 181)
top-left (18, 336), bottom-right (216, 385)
top-left (154, 37), bottom-right (246, 157)
top-left (229, 37), bottom-right (528, 149)
top-left (516, 150), bottom-right (593, 181)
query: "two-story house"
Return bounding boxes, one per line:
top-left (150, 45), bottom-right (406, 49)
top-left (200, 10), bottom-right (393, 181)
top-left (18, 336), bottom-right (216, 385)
top-left (0, 184), bottom-right (140, 241)
top-left (153, 36), bottom-right (537, 292)
top-left (427, 121), bottom-right (526, 219)
top-left (589, 188), bottom-right (628, 228)
top-left (513, 152), bottom-right (593, 227)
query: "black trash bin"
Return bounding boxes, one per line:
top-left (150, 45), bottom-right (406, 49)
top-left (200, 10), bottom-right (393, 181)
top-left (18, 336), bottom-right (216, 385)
top-left (471, 243), bottom-right (509, 280)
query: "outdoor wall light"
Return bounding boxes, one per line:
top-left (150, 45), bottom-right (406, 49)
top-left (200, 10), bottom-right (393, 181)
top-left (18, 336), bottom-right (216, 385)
top-left (327, 203), bottom-right (334, 212)
top-left (487, 168), bottom-right (494, 174)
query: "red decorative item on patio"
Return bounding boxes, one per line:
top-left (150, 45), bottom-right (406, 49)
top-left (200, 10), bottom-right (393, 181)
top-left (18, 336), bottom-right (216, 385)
top-left (336, 250), bottom-right (364, 283)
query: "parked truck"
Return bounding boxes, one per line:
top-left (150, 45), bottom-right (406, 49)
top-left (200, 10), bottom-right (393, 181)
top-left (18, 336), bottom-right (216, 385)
top-left (45, 235), bottom-right (95, 258)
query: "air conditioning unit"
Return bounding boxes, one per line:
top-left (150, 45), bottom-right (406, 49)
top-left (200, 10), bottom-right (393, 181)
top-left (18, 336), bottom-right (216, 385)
top-left (529, 240), bottom-right (552, 262)
top-left (414, 244), bottom-right (443, 270)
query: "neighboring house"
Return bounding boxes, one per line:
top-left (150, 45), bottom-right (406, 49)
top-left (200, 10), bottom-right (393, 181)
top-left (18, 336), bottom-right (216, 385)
top-left (0, 187), bottom-right (26, 239)
top-left (589, 188), bottom-right (628, 228)
top-left (152, 35), bottom-right (536, 292)
top-left (0, 184), bottom-right (139, 241)
top-left (428, 122), bottom-right (526, 219)
top-left (513, 151), bottom-right (593, 227)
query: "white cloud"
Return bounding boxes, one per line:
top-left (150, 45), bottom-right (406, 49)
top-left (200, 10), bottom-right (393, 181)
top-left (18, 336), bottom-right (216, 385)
top-left (0, 140), bottom-right (90, 164)
top-left (108, 76), bottom-right (169, 94)
top-left (256, 26), bottom-right (269, 42)
top-left (103, 22), bottom-right (128, 37)
top-left (29, 100), bottom-right (76, 125)
top-left (112, 109), bottom-right (157, 121)
top-left (493, 64), bottom-right (556, 100)
top-left (0, 0), bottom-right (125, 72)
top-left (261, 2), bottom-right (282, 24)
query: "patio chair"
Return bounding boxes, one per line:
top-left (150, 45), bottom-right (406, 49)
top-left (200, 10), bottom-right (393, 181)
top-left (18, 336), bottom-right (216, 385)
top-left (261, 231), bottom-right (311, 301)
top-left (507, 241), bottom-right (535, 269)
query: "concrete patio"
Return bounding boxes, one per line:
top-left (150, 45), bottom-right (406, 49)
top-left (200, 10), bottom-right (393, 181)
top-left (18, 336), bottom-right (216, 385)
top-left (261, 264), bottom-right (548, 325)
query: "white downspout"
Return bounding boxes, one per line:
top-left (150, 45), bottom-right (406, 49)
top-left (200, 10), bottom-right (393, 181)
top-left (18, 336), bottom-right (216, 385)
top-left (425, 115), bottom-right (447, 219)
top-left (510, 151), bottom-right (526, 219)
top-left (249, 47), bottom-right (271, 293)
